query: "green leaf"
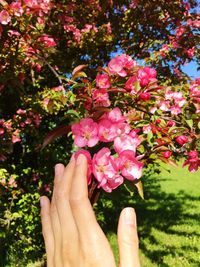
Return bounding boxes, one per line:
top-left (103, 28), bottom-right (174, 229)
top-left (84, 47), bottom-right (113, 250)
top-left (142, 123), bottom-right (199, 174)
top-left (185, 119), bottom-right (193, 129)
top-left (135, 81), bottom-right (141, 92)
top-left (65, 109), bottom-right (80, 119)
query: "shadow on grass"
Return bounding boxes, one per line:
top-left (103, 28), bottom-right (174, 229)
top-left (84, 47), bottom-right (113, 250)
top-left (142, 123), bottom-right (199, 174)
top-left (97, 170), bottom-right (200, 266)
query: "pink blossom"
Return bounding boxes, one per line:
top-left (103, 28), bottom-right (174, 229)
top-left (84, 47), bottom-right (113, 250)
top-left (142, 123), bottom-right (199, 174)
top-left (158, 100), bottom-right (170, 111)
top-left (125, 76), bottom-right (138, 93)
top-left (8, 176), bottom-right (17, 188)
top-left (183, 150), bottom-right (200, 172)
top-left (0, 10), bottom-right (11, 25)
top-left (175, 135), bottom-right (189, 146)
top-left (0, 128), bottom-right (4, 135)
top-left (137, 67), bottom-right (157, 87)
top-left (10, 2), bottom-right (24, 17)
top-left (37, 35), bottom-right (56, 47)
top-left (114, 132), bottom-right (141, 154)
top-left (74, 150), bottom-right (92, 184)
top-left (52, 85), bottom-right (65, 92)
top-left (139, 92), bottom-right (151, 101)
top-left (170, 105), bottom-right (182, 115)
top-left (106, 107), bottom-right (125, 123)
top-left (8, 30), bottom-right (21, 37)
top-left (143, 125), bottom-right (152, 134)
top-left (92, 88), bottom-right (111, 107)
top-left (108, 56), bottom-right (127, 77)
top-left (12, 130), bottom-right (21, 143)
top-left (98, 119), bottom-right (118, 142)
top-left (119, 54), bottom-right (137, 69)
top-left (16, 109), bottom-right (26, 115)
top-left (161, 151), bottom-right (172, 158)
top-left (101, 174), bottom-right (124, 193)
top-left (71, 118), bottom-right (99, 147)
top-left (117, 150), bottom-right (143, 180)
top-left (93, 147), bottom-right (123, 192)
top-left (96, 74), bottom-right (110, 89)
top-left (186, 47), bottom-right (195, 58)
top-left (167, 120), bottom-right (176, 127)
top-left (108, 54), bottom-right (136, 77)
top-left (43, 98), bottom-right (49, 107)
top-left (176, 27), bottom-right (185, 37)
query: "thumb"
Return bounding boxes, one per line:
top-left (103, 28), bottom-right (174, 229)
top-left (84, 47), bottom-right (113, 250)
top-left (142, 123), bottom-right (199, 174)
top-left (117, 207), bottom-right (140, 267)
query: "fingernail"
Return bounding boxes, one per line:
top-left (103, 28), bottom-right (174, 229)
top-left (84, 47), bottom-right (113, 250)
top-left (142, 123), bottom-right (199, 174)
top-left (40, 197), bottom-right (46, 208)
top-left (76, 154), bottom-right (85, 165)
top-left (55, 164), bottom-right (62, 176)
top-left (123, 207), bottom-right (137, 226)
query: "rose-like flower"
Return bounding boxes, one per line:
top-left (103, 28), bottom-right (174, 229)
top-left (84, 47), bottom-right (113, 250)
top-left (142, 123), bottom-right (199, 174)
top-left (161, 151), bottom-right (172, 158)
top-left (139, 92), bottom-right (151, 101)
top-left (12, 129), bottom-right (21, 143)
top-left (71, 118), bottom-right (99, 147)
top-left (37, 34), bottom-right (56, 47)
top-left (98, 119), bottom-right (118, 142)
top-left (105, 107), bottom-right (125, 123)
top-left (93, 147), bottom-right (123, 192)
top-left (0, 10), bottom-right (11, 25)
top-left (175, 135), bottom-right (189, 146)
top-left (114, 132), bottom-right (141, 154)
top-left (92, 88), bottom-right (111, 107)
top-left (183, 150), bottom-right (200, 172)
top-left (108, 56), bottom-right (127, 77)
top-left (117, 150), bottom-right (143, 180)
top-left (74, 150), bottom-right (92, 184)
top-left (96, 74), bottom-right (110, 89)
top-left (125, 76), bottom-right (138, 93)
top-left (137, 67), bottom-right (157, 87)
top-left (108, 54), bottom-right (136, 77)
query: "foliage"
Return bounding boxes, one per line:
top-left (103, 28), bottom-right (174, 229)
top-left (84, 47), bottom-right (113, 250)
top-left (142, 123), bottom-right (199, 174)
top-left (0, 0), bottom-right (199, 265)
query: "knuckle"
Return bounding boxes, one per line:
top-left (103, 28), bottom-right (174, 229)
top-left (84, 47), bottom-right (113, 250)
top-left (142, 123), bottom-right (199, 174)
top-left (69, 194), bottom-right (88, 208)
top-left (120, 232), bottom-right (139, 247)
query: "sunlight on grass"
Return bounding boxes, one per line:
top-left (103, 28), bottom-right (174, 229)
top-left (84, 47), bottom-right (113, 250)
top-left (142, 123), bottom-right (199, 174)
top-left (107, 163), bottom-right (200, 267)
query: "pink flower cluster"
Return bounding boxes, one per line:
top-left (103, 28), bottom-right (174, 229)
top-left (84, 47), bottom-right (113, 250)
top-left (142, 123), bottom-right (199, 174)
top-left (183, 151), bottom-right (200, 172)
top-left (125, 66), bottom-right (157, 94)
top-left (108, 54), bottom-right (137, 77)
top-left (158, 90), bottom-right (186, 115)
top-left (72, 108), bottom-right (143, 192)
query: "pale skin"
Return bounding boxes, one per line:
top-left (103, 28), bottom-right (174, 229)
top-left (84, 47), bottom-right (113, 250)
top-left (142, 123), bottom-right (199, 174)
top-left (40, 153), bottom-right (141, 267)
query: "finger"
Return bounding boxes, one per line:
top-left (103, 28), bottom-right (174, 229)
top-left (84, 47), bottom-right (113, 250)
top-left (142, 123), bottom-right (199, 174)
top-left (40, 196), bottom-right (54, 267)
top-left (117, 208), bottom-right (140, 267)
top-left (54, 158), bottom-right (79, 264)
top-left (51, 163), bottom-right (65, 267)
top-left (70, 154), bottom-right (115, 266)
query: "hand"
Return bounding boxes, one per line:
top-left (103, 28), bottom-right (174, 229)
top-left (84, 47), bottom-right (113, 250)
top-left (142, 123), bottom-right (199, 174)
top-left (40, 154), bottom-right (140, 267)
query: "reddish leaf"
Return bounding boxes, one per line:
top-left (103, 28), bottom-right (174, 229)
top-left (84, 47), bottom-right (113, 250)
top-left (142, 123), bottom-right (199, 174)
top-left (72, 64), bottom-right (87, 77)
top-left (107, 87), bottom-right (127, 93)
top-left (91, 107), bottom-right (110, 120)
top-left (41, 125), bottom-right (71, 149)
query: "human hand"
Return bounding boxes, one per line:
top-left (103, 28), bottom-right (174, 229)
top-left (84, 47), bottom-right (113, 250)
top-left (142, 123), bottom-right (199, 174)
top-left (40, 154), bottom-right (140, 267)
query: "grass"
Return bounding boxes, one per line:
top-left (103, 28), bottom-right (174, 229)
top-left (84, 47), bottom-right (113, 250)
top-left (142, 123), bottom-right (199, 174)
top-left (3, 162), bottom-right (199, 266)
top-left (102, 162), bottom-right (200, 267)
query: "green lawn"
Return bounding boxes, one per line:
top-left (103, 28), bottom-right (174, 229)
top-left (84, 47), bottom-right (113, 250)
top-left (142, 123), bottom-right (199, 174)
top-left (101, 163), bottom-right (200, 267)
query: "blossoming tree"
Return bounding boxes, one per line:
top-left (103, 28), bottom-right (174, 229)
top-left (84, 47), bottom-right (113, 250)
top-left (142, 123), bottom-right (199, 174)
top-left (0, 0), bottom-right (199, 264)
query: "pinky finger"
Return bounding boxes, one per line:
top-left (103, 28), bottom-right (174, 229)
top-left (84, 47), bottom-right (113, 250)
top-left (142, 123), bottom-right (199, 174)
top-left (40, 196), bottom-right (54, 267)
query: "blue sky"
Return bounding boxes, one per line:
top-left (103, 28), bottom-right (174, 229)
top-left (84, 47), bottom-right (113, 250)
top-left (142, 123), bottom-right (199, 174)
top-left (181, 61), bottom-right (200, 79)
